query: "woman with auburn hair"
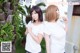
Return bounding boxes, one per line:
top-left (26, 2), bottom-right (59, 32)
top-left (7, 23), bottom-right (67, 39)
top-left (44, 5), bottom-right (68, 53)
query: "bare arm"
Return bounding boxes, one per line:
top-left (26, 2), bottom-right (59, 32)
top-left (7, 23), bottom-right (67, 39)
top-left (28, 27), bottom-right (43, 44)
top-left (44, 34), bottom-right (50, 53)
top-left (25, 28), bottom-right (28, 35)
top-left (63, 16), bottom-right (68, 32)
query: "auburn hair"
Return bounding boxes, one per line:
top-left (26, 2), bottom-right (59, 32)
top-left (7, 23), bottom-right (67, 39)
top-left (45, 5), bottom-right (59, 22)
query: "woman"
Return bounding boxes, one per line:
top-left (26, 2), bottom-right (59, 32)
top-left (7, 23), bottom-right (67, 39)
top-left (25, 6), bottom-right (44, 53)
top-left (44, 5), bottom-right (68, 53)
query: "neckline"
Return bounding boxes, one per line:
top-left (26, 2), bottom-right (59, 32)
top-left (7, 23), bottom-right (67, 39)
top-left (32, 22), bottom-right (43, 26)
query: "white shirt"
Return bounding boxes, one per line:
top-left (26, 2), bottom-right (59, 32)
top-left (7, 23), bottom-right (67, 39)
top-left (44, 19), bottom-right (66, 53)
top-left (25, 21), bottom-right (44, 53)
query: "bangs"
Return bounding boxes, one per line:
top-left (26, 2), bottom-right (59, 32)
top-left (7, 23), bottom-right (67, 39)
top-left (30, 6), bottom-right (43, 22)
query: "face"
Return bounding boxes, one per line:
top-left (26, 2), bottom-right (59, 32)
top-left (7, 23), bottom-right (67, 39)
top-left (32, 11), bottom-right (39, 21)
top-left (56, 8), bottom-right (60, 18)
top-left (56, 9), bottom-right (59, 16)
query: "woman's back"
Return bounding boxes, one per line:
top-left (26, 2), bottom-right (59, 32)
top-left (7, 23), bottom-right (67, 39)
top-left (44, 21), bottom-right (66, 53)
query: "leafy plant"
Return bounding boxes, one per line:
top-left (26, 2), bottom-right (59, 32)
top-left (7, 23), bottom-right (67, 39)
top-left (12, 10), bottom-right (26, 41)
top-left (0, 22), bottom-right (14, 42)
top-left (0, 0), bottom-right (25, 42)
top-left (0, 1), bottom-right (26, 53)
top-left (0, 0), bottom-right (8, 12)
top-left (18, 2), bottom-right (46, 16)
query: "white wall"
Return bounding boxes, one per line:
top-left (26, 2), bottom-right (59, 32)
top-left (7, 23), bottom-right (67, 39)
top-left (67, 0), bottom-right (80, 2)
top-left (71, 16), bottom-right (80, 53)
top-left (66, 4), bottom-right (80, 53)
top-left (65, 4), bottom-right (74, 53)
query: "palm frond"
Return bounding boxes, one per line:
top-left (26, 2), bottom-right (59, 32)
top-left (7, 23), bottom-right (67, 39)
top-left (18, 5), bottom-right (26, 15)
top-left (36, 2), bottom-right (46, 7)
top-left (25, 5), bottom-right (31, 15)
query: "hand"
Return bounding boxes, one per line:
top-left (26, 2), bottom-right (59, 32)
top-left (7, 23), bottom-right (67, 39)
top-left (62, 16), bottom-right (68, 32)
top-left (62, 15), bottom-right (68, 23)
top-left (28, 27), bottom-right (32, 34)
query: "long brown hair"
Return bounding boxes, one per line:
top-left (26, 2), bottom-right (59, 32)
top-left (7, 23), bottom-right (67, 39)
top-left (45, 5), bottom-right (59, 22)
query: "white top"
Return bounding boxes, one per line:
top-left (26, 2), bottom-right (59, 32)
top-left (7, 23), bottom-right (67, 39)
top-left (25, 21), bottom-right (44, 53)
top-left (44, 19), bottom-right (66, 53)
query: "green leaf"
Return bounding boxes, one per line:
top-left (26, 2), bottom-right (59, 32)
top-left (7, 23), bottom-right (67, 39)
top-left (36, 2), bottom-right (46, 7)
top-left (25, 5), bottom-right (31, 15)
top-left (18, 4), bottom-right (26, 15)
top-left (0, 0), bottom-right (5, 3)
top-left (1, 30), bottom-right (6, 35)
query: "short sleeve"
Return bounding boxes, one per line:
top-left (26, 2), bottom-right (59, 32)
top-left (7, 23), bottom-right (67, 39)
top-left (38, 24), bottom-right (44, 35)
top-left (57, 18), bottom-right (65, 28)
top-left (38, 28), bottom-right (44, 35)
top-left (43, 21), bottom-right (51, 36)
top-left (26, 21), bottom-right (32, 28)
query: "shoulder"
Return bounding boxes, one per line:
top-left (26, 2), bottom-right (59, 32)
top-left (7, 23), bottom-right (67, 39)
top-left (43, 21), bottom-right (49, 27)
top-left (57, 18), bottom-right (65, 29)
top-left (26, 21), bottom-right (32, 27)
top-left (28, 21), bottom-right (32, 25)
top-left (43, 21), bottom-right (48, 24)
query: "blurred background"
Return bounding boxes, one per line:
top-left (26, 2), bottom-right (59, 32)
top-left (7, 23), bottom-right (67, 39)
top-left (0, 0), bottom-right (80, 53)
